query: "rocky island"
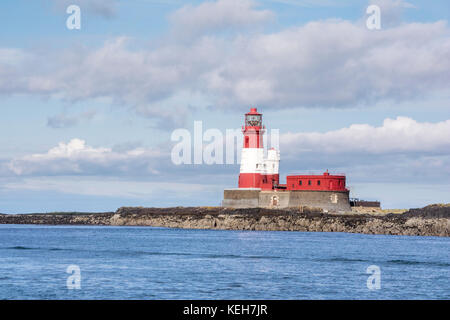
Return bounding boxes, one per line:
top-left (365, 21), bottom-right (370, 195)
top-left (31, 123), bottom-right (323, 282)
top-left (0, 204), bottom-right (449, 237)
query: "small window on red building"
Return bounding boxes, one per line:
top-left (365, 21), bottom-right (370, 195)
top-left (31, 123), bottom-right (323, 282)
top-left (308, 180), bottom-right (311, 185)
top-left (318, 180), bottom-right (321, 186)
top-left (299, 180), bottom-right (302, 185)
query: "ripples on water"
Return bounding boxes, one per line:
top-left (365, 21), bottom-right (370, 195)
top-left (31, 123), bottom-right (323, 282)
top-left (0, 225), bottom-right (448, 299)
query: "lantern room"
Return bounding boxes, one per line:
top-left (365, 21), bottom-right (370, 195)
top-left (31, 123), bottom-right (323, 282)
top-left (242, 107), bottom-right (265, 149)
top-left (245, 108), bottom-right (262, 128)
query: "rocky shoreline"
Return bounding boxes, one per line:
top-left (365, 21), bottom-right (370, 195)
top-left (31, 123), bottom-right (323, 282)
top-left (1, 204), bottom-right (449, 237)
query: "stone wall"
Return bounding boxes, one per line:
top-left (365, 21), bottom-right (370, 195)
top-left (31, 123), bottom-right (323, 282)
top-left (223, 189), bottom-right (351, 212)
top-left (222, 189), bottom-right (260, 208)
top-left (288, 190), bottom-right (351, 212)
top-left (259, 191), bottom-right (291, 208)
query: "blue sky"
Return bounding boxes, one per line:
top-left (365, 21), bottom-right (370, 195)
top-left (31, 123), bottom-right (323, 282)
top-left (0, 0), bottom-right (449, 212)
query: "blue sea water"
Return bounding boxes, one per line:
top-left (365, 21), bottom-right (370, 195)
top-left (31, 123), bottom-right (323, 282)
top-left (0, 224), bottom-right (448, 300)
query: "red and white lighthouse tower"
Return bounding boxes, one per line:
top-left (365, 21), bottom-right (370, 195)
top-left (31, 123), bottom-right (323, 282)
top-left (224, 107), bottom-right (352, 211)
top-left (238, 108), bottom-right (280, 189)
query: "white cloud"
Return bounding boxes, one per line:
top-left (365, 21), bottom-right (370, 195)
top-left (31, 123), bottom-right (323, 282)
top-left (1, 117), bottom-right (449, 205)
top-left (1, 19), bottom-right (449, 120)
top-left (206, 20), bottom-right (450, 108)
top-left (0, 36), bottom-right (226, 127)
top-left (169, 0), bottom-right (274, 38)
top-left (280, 117), bottom-right (450, 155)
top-left (7, 139), bottom-right (166, 176)
top-left (1, 1), bottom-right (450, 130)
top-left (0, 49), bottom-right (29, 65)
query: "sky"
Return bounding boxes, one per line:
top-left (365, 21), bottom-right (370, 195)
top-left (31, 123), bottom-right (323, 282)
top-left (0, 0), bottom-right (449, 212)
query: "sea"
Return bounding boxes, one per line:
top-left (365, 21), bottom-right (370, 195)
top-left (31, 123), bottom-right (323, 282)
top-left (0, 224), bottom-right (448, 299)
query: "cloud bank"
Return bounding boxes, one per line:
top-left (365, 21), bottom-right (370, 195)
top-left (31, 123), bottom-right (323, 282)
top-left (4, 116), bottom-right (450, 180)
top-left (0, 1), bottom-right (449, 126)
top-left (169, 0), bottom-right (274, 38)
top-left (281, 117), bottom-right (450, 154)
top-left (6, 139), bottom-right (165, 176)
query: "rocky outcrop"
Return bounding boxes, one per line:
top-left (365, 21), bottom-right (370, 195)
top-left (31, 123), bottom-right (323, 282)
top-left (402, 204), bottom-right (450, 219)
top-left (0, 206), bottom-right (448, 237)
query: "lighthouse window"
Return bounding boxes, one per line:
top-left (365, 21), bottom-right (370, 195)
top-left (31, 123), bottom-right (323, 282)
top-left (246, 115), bottom-right (261, 127)
top-left (317, 180), bottom-right (321, 186)
top-left (299, 180), bottom-right (302, 185)
top-left (308, 180), bottom-right (311, 185)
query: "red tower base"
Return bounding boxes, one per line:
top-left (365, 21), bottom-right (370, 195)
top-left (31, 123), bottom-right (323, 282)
top-left (239, 173), bottom-right (280, 190)
top-left (238, 173), bottom-right (261, 188)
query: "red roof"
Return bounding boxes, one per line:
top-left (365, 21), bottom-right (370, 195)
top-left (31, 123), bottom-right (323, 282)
top-left (245, 107), bottom-right (261, 115)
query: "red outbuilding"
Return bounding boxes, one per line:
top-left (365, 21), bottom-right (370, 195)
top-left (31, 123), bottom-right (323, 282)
top-left (285, 171), bottom-right (347, 192)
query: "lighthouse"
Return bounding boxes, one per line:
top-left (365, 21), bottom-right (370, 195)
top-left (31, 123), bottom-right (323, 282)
top-left (238, 108), bottom-right (280, 190)
top-left (223, 107), bottom-right (352, 212)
